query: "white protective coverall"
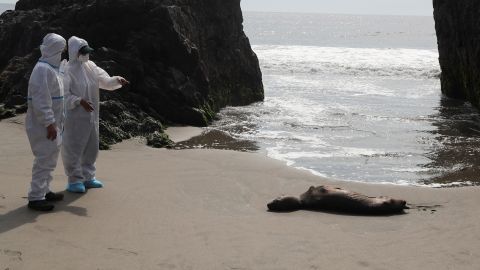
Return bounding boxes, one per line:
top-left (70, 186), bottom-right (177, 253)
top-left (62, 36), bottom-right (123, 184)
top-left (25, 33), bottom-right (66, 201)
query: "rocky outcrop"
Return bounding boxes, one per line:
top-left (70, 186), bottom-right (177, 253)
top-left (0, 0), bottom-right (264, 148)
top-left (433, 0), bottom-right (480, 108)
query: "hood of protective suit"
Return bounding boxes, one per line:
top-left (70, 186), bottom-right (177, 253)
top-left (39, 33), bottom-right (66, 68)
top-left (68, 36), bottom-right (89, 65)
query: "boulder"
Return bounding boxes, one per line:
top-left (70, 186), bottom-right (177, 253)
top-left (0, 0), bottom-right (264, 147)
top-left (433, 0), bottom-right (480, 108)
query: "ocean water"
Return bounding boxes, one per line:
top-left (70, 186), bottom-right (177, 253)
top-left (200, 12), bottom-right (480, 186)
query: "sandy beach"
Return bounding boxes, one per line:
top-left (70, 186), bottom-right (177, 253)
top-left (1, 116), bottom-right (480, 270)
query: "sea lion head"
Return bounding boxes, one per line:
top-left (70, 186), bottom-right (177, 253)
top-left (267, 196), bottom-right (302, 212)
top-left (380, 197), bottom-right (408, 213)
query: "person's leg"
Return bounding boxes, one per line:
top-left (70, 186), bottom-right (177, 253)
top-left (27, 130), bottom-right (60, 211)
top-left (62, 118), bottom-right (91, 193)
top-left (29, 145), bottom-right (60, 200)
top-left (81, 126), bottom-right (101, 188)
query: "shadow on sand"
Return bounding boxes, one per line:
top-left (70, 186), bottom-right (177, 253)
top-left (0, 191), bottom-right (88, 234)
top-left (267, 208), bottom-right (409, 217)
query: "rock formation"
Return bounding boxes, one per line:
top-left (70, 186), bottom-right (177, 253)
top-left (433, 0), bottom-right (480, 109)
top-left (0, 0), bottom-right (264, 149)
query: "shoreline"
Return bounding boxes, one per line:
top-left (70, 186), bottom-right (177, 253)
top-left (169, 126), bottom-right (479, 188)
top-left (1, 116), bottom-right (480, 269)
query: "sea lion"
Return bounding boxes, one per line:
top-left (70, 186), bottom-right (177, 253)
top-left (267, 185), bottom-right (408, 215)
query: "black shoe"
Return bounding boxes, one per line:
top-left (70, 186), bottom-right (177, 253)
top-left (28, 200), bottom-right (54, 211)
top-left (45, 192), bottom-right (64, 202)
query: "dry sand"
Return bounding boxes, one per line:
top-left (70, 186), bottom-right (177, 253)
top-left (1, 115), bottom-right (480, 270)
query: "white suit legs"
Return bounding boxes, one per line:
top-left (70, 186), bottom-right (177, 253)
top-left (81, 127), bottom-right (99, 182)
top-left (62, 119), bottom-right (98, 183)
top-left (27, 128), bottom-right (60, 201)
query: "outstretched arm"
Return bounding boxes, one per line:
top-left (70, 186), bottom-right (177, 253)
top-left (91, 62), bottom-right (129, 91)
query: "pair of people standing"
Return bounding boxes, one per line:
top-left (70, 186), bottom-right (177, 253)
top-left (26, 33), bottom-right (129, 211)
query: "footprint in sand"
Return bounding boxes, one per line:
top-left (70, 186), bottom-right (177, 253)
top-left (8, 119), bottom-right (23, 125)
top-left (158, 258), bottom-right (194, 270)
top-left (2, 249), bottom-right (22, 261)
top-left (107, 247), bottom-right (138, 256)
top-left (34, 225), bottom-right (54, 233)
top-left (157, 263), bottom-right (176, 269)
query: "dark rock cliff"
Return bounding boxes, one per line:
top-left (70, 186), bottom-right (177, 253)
top-left (433, 0), bottom-right (480, 109)
top-left (0, 0), bottom-right (264, 148)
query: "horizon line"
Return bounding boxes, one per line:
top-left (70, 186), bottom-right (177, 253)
top-left (242, 10), bottom-right (433, 18)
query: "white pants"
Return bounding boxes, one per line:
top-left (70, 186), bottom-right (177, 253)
top-left (27, 128), bottom-right (61, 201)
top-left (62, 121), bottom-right (99, 184)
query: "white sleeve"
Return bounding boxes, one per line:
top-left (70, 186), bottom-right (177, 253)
top-left (90, 62), bottom-right (123, 91)
top-left (29, 67), bottom-right (55, 127)
top-left (63, 71), bottom-right (82, 110)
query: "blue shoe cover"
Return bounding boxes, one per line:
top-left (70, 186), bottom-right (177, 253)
top-left (67, 182), bottom-right (86, 193)
top-left (84, 179), bottom-right (104, 189)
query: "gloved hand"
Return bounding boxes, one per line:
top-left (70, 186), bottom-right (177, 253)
top-left (118, 77), bottom-right (130, 86)
top-left (47, 124), bottom-right (57, 141)
top-left (80, 99), bottom-right (94, 112)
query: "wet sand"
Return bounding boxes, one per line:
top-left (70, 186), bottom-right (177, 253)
top-left (172, 129), bottom-right (260, 152)
top-left (1, 116), bottom-right (480, 270)
top-left (165, 126), bottom-right (204, 143)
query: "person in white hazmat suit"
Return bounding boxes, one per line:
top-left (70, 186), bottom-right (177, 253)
top-left (26, 33), bottom-right (67, 211)
top-left (62, 36), bottom-right (129, 193)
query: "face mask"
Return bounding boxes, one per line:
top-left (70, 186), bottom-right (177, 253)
top-left (78, 54), bottom-right (90, 63)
